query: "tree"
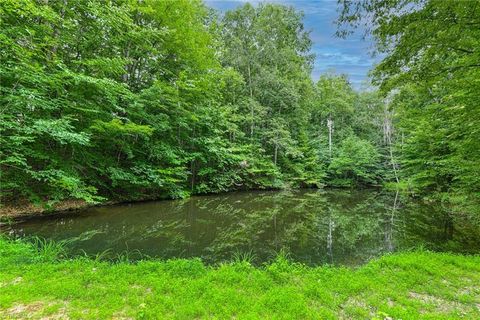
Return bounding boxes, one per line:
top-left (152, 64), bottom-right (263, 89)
top-left (337, 0), bottom-right (480, 209)
top-left (0, 0), bottom-right (391, 208)
top-left (313, 74), bottom-right (355, 160)
top-left (328, 136), bottom-right (382, 187)
top-left (219, 3), bottom-right (322, 187)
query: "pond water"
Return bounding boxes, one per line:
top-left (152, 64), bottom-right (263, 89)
top-left (4, 189), bottom-right (480, 266)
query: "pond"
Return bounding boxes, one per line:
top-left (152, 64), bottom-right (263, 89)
top-left (4, 189), bottom-right (480, 266)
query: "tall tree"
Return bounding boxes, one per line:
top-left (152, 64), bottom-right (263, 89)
top-left (338, 0), bottom-right (480, 208)
top-left (219, 3), bottom-right (322, 187)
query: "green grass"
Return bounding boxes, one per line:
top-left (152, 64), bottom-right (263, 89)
top-left (0, 238), bottom-right (479, 319)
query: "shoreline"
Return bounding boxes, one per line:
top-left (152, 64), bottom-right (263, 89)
top-left (0, 187), bottom-right (290, 222)
top-left (0, 186), bottom-right (387, 223)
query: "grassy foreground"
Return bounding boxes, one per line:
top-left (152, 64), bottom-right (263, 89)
top-left (0, 238), bottom-right (479, 319)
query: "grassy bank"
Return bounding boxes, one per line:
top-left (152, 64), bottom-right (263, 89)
top-left (0, 238), bottom-right (479, 319)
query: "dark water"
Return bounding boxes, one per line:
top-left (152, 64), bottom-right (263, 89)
top-left (4, 189), bottom-right (480, 266)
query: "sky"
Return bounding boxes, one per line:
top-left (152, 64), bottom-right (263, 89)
top-left (205, 0), bottom-right (379, 89)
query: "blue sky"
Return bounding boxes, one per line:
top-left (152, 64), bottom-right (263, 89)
top-left (205, 0), bottom-right (379, 89)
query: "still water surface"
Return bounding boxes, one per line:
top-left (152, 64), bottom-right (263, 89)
top-left (6, 189), bottom-right (480, 266)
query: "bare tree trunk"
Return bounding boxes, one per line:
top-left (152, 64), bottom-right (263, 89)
top-left (247, 63), bottom-right (254, 137)
top-left (274, 142), bottom-right (278, 166)
top-left (190, 160), bottom-right (195, 192)
top-left (383, 106), bottom-right (399, 183)
top-left (190, 125), bottom-right (196, 191)
top-left (327, 117), bottom-right (334, 159)
top-left (388, 135), bottom-right (399, 184)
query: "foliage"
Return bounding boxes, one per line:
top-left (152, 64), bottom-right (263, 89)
top-left (0, 0), bottom-right (391, 207)
top-left (337, 0), bottom-right (480, 209)
top-left (328, 136), bottom-right (382, 187)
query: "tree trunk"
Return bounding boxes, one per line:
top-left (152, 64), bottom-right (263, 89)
top-left (383, 105), bottom-right (399, 183)
top-left (247, 63), bottom-right (254, 137)
top-left (327, 117), bottom-right (334, 159)
top-left (274, 142), bottom-right (278, 166)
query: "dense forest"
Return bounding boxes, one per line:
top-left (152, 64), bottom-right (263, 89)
top-left (1, 0), bottom-right (478, 213)
top-left (1, 1), bottom-right (480, 318)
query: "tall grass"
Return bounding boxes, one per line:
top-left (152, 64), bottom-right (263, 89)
top-left (232, 249), bottom-right (257, 265)
top-left (29, 236), bottom-right (68, 262)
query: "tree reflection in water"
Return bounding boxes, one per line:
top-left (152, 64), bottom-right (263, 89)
top-left (7, 189), bottom-right (480, 266)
